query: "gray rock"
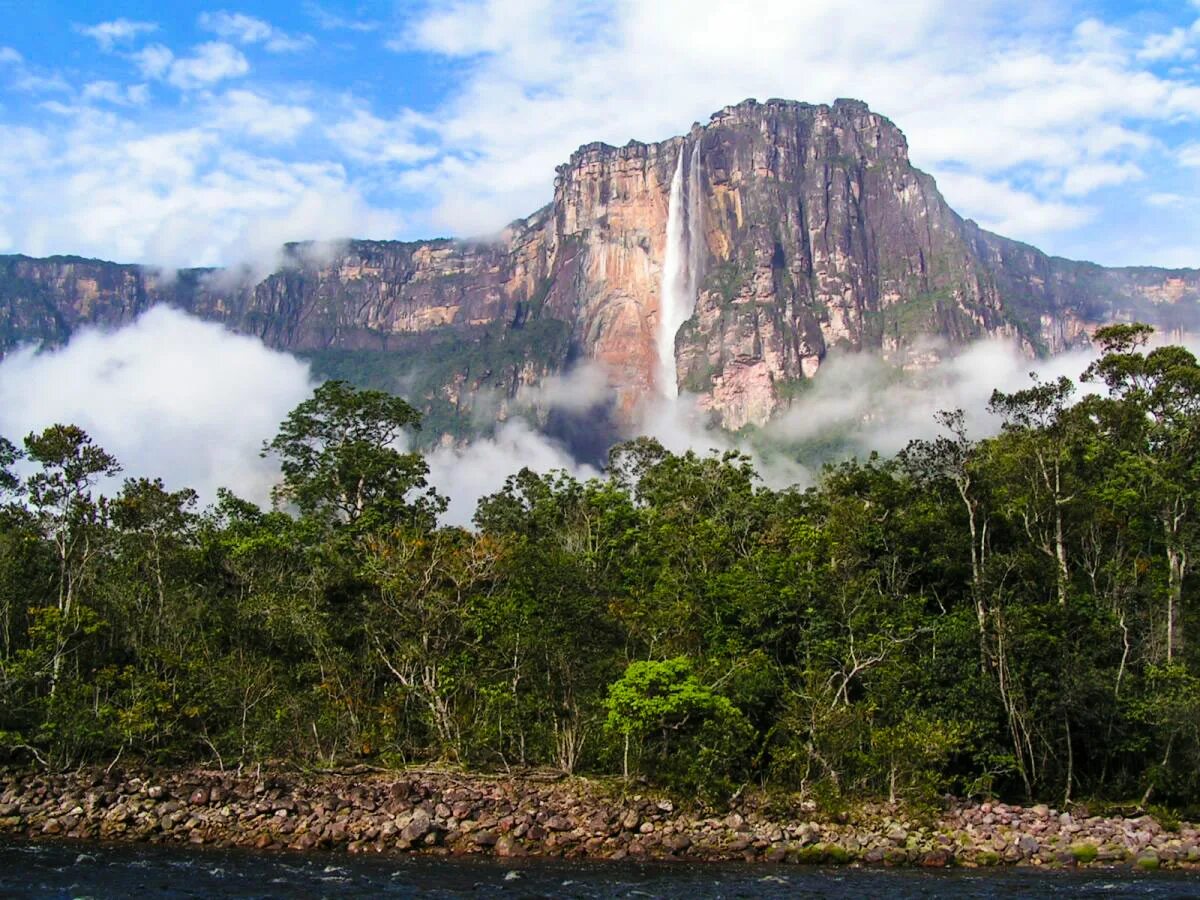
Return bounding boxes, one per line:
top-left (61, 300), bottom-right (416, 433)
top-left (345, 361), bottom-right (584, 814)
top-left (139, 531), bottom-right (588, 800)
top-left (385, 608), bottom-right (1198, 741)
top-left (401, 808), bottom-right (432, 843)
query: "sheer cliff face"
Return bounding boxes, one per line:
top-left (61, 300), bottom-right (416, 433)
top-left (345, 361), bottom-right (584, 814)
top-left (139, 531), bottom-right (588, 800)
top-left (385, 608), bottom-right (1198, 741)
top-left (3, 98), bottom-right (1198, 435)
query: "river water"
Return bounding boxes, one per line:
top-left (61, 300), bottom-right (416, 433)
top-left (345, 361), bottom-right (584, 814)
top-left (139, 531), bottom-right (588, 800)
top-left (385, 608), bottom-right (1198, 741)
top-left (2, 840), bottom-right (1199, 898)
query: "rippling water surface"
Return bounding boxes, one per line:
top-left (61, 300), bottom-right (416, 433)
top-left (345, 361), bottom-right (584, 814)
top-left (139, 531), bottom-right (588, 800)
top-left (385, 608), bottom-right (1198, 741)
top-left (3, 840), bottom-right (1200, 898)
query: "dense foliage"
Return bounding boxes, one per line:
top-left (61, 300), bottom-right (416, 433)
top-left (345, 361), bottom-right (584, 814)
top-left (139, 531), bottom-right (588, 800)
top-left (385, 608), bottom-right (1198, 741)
top-left (1, 325), bottom-right (1198, 811)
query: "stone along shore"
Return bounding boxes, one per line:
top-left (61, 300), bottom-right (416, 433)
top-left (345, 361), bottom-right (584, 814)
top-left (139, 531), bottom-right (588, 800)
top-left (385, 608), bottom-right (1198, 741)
top-left (1, 768), bottom-right (1198, 870)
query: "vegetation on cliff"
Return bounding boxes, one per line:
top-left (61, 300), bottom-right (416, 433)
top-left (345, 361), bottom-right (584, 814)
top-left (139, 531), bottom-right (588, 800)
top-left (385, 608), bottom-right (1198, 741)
top-left (0, 325), bottom-right (1198, 816)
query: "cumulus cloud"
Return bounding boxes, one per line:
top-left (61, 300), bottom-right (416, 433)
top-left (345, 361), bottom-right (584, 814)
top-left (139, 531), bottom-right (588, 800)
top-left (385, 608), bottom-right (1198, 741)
top-left (5, 0), bottom-right (1200, 272)
top-left (81, 80), bottom-right (149, 106)
top-left (75, 19), bottom-right (158, 51)
top-left (132, 44), bottom-right (175, 80)
top-left (198, 11), bottom-right (314, 53)
top-left (165, 42), bottom-right (250, 90)
top-left (209, 89), bottom-right (314, 142)
top-left (330, 109), bottom-right (438, 165)
top-left (0, 108), bottom-right (402, 272)
top-left (1060, 161), bottom-right (1145, 197)
top-left (935, 172), bottom-right (1094, 236)
top-left (136, 42), bottom-right (250, 91)
top-left (0, 307), bottom-right (313, 505)
top-left (0, 47), bottom-right (70, 94)
top-left (214, 185), bottom-right (401, 282)
top-left (304, 3), bottom-right (380, 33)
top-left (385, 0), bottom-right (1200, 252)
top-left (1138, 24), bottom-right (1200, 62)
top-left (1147, 192), bottom-right (1188, 208)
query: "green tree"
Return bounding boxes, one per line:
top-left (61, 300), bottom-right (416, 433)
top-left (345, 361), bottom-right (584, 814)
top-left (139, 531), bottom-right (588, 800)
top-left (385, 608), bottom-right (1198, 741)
top-left (263, 380), bottom-right (444, 530)
top-left (604, 656), bottom-right (753, 796)
top-left (988, 376), bottom-right (1082, 606)
top-left (1084, 325), bottom-right (1200, 661)
top-left (0, 436), bottom-right (19, 498)
top-left (23, 425), bottom-right (120, 696)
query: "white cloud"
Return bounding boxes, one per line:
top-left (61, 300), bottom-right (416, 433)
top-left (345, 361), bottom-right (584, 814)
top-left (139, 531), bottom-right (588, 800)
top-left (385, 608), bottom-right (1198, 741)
top-left (427, 419), bottom-right (599, 526)
top-left (935, 171), bottom-right (1094, 235)
top-left (76, 19), bottom-right (158, 51)
top-left (1060, 161), bottom-right (1144, 196)
top-left (1147, 192), bottom-right (1188, 208)
top-left (133, 44), bottom-right (175, 79)
top-left (0, 304), bottom-right (610, 523)
top-left (13, 73), bottom-right (71, 94)
top-left (0, 126), bottom-right (51, 180)
top-left (164, 42), bottom-right (250, 90)
top-left (1144, 244), bottom-right (1200, 268)
top-left (304, 2), bottom-right (379, 32)
top-left (1180, 143), bottom-right (1200, 167)
top-left (1138, 27), bottom-right (1197, 63)
top-left (385, 0), bottom-right (1200, 250)
top-left (3, 0), bottom-right (1200, 271)
top-left (82, 80), bottom-right (149, 106)
top-left (0, 109), bottom-right (401, 273)
top-left (330, 108), bottom-right (437, 164)
top-left (763, 340), bottom-right (1088, 456)
top-left (198, 11), bottom-right (314, 53)
top-left (518, 362), bottom-right (611, 413)
top-left (210, 90), bottom-right (314, 142)
top-left (0, 47), bottom-right (71, 94)
top-left (136, 42), bottom-right (250, 91)
top-left (401, 0), bottom-right (562, 56)
top-left (219, 179), bottom-right (401, 280)
top-left (0, 307), bottom-right (314, 505)
top-left (767, 332), bottom-right (1200, 461)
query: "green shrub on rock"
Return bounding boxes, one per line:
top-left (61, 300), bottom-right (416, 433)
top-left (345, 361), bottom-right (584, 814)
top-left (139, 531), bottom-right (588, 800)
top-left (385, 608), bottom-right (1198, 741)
top-left (1071, 843), bottom-right (1098, 864)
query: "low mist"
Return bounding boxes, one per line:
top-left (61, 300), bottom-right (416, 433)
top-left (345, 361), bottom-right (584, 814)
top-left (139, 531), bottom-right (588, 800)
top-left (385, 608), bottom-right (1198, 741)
top-left (2, 308), bottom-right (1194, 524)
top-left (0, 307), bottom-right (314, 504)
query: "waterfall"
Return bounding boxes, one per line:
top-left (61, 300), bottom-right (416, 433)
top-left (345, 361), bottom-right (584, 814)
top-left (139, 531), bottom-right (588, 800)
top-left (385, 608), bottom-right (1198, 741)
top-left (656, 141), bottom-right (703, 398)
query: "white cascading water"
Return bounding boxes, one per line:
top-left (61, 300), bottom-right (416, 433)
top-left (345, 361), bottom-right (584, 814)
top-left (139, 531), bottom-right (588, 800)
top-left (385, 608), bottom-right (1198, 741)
top-left (656, 142), bottom-right (703, 398)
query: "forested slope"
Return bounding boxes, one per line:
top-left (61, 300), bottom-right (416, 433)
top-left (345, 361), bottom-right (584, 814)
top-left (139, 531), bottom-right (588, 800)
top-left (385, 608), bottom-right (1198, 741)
top-left (1, 324), bottom-right (1198, 811)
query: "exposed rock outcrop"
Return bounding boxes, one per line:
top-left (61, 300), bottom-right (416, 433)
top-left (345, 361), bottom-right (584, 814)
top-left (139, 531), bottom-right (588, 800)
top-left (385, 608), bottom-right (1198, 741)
top-left (2, 98), bottom-right (1197, 435)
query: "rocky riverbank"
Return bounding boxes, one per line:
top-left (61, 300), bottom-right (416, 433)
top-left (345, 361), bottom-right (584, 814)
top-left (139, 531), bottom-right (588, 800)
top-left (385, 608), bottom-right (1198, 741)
top-left (1, 768), bottom-right (1198, 870)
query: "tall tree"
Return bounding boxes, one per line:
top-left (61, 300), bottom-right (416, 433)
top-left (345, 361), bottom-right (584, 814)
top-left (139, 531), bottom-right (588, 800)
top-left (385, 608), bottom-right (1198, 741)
top-left (1084, 325), bottom-right (1200, 661)
top-left (23, 425), bottom-right (120, 694)
top-left (988, 376), bottom-right (1081, 606)
top-left (263, 380), bottom-right (444, 531)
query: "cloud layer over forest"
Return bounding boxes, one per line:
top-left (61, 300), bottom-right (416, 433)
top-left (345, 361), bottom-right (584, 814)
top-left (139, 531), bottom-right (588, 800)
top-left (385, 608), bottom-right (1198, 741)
top-left (7, 309), bottom-right (1196, 526)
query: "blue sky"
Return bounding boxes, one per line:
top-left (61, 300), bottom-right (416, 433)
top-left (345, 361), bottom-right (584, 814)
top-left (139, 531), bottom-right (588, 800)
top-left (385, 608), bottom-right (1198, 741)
top-left (0, 0), bottom-right (1198, 272)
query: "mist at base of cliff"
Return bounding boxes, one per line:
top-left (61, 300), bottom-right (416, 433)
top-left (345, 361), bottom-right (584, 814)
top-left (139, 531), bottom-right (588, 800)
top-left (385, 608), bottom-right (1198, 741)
top-left (2, 307), bottom-right (1193, 527)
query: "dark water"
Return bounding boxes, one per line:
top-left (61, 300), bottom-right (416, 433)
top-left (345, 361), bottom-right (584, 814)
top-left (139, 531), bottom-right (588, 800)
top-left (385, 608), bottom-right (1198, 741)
top-left (2, 840), bottom-right (1199, 899)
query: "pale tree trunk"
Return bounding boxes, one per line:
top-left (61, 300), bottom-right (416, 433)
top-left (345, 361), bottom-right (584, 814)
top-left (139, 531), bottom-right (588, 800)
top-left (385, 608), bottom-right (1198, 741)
top-left (1166, 545), bottom-right (1186, 662)
top-left (956, 477), bottom-right (989, 669)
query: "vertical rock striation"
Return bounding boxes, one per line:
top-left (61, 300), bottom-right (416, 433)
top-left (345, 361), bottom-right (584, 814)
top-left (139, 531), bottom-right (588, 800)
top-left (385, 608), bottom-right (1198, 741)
top-left (2, 98), bottom-right (1198, 435)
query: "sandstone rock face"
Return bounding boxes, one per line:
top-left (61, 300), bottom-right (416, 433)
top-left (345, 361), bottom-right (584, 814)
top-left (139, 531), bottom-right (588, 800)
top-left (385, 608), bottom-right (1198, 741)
top-left (2, 98), bottom-right (1198, 435)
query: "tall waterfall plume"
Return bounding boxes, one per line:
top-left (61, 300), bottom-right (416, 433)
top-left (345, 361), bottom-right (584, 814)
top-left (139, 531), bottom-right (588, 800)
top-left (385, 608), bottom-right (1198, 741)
top-left (656, 141), bottom-right (704, 398)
